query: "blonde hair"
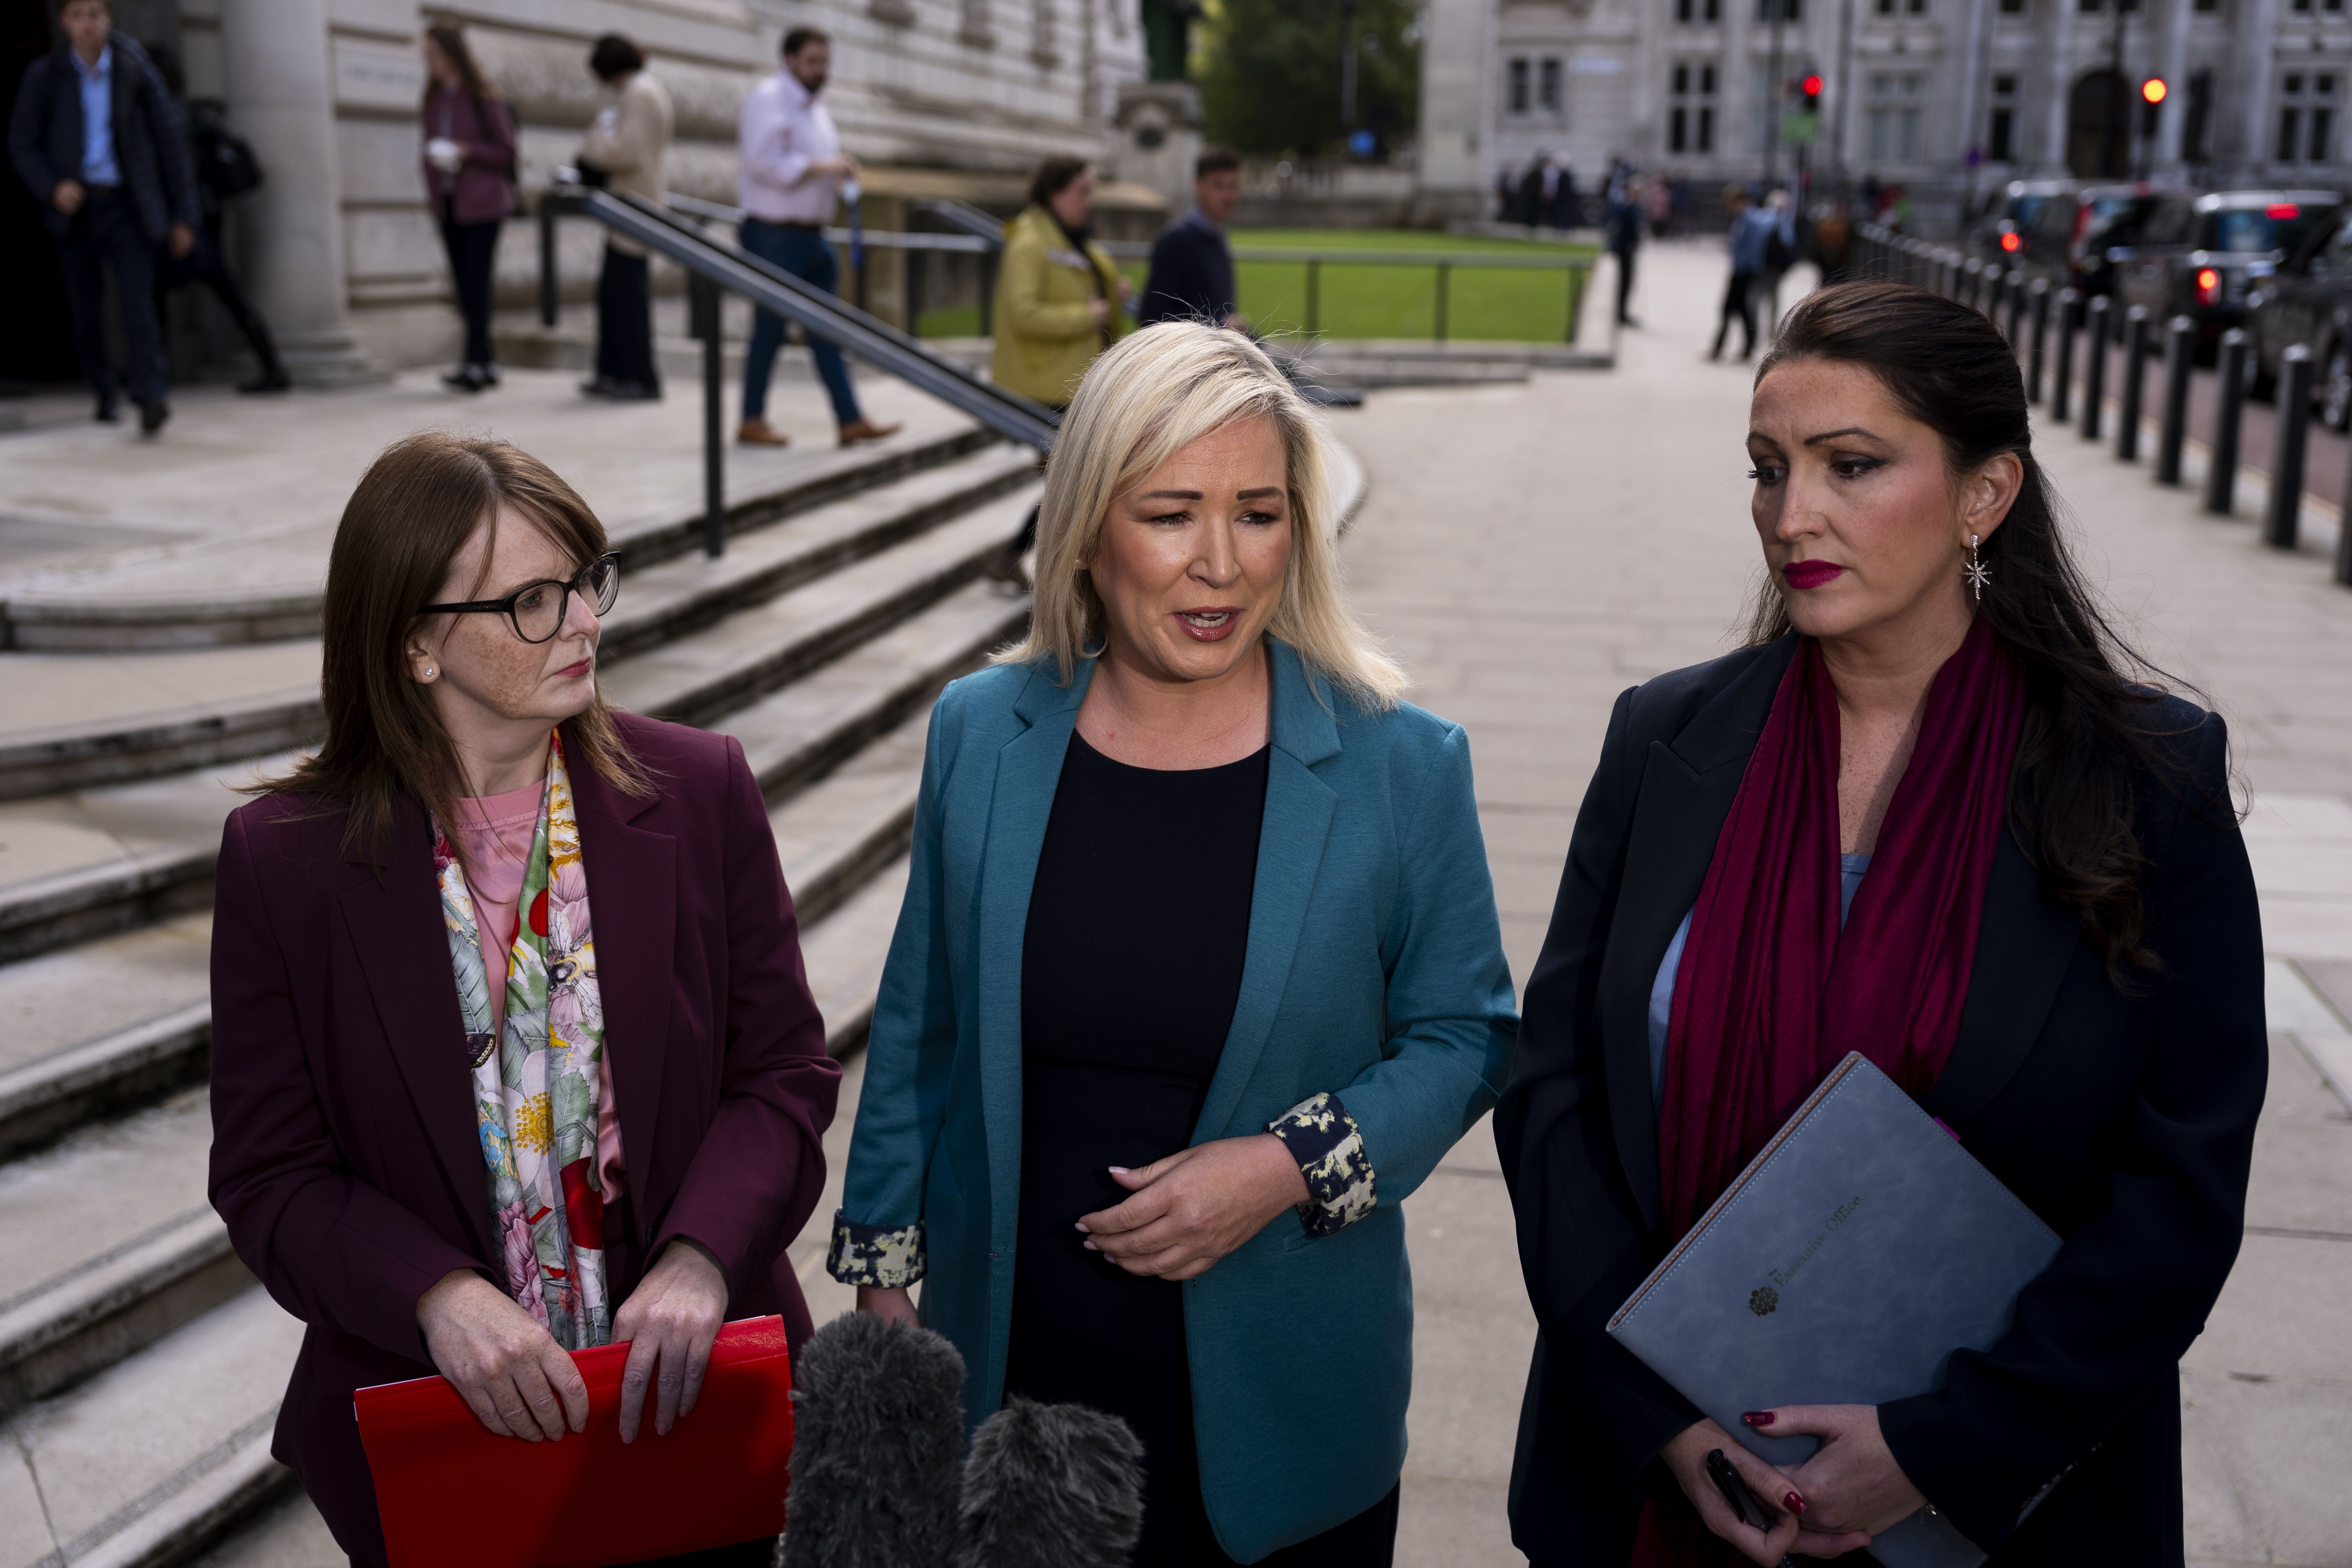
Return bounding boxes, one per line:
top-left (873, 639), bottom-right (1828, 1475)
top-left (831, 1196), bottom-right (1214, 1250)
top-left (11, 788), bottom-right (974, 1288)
top-left (996, 322), bottom-right (1405, 708)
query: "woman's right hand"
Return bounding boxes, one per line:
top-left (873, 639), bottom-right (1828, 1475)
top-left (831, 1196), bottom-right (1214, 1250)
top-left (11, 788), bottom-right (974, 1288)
top-left (1661, 1419), bottom-right (1871, 1564)
top-left (857, 1285), bottom-right (920, 1327)
top-left (416, 1269), bottom-right (588, 1441)
top-left (1089, 298), bottom-right (1112, 329)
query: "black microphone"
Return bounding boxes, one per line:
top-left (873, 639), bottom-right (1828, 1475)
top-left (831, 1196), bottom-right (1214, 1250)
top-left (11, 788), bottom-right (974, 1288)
top-left (952, 1396), bottom-right (1145, 1568)
top-left (779, 1312), bottom-right (967, 1568)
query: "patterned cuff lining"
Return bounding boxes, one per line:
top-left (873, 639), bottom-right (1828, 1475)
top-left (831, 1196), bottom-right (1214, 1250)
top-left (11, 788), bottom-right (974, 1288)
top-left (826, 1212), bottom-right (926, 1288)
top-left (1266, 1092), bottom-right (1376, 1238)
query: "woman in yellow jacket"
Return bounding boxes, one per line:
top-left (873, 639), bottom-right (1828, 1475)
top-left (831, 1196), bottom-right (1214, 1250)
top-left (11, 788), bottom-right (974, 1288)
top-left (986, 156), bottom-right (1132, 587)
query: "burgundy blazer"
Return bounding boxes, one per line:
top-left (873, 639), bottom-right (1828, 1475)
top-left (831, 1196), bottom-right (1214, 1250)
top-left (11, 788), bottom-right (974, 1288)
top-left (421, 85), bottom-right (515, 225)
top-left (207, 715), bottom-right (840, 1565)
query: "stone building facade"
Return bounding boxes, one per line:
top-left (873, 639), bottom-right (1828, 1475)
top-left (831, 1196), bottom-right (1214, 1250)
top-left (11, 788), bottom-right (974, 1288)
top-left (0, 0), bottom-right (1154, 380)
top-left (1416, 0), bottom-right (2352, 234)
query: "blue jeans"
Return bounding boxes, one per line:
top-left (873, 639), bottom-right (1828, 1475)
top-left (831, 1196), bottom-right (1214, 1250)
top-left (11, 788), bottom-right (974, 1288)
top-left (739, 219), bottom-right (861, 427)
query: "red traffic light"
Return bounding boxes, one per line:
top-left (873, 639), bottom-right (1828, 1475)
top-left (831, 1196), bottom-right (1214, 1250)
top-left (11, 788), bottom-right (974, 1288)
top-left (1801, 74), bottom-right (1823, 96)
top-left (2001, 231), bottom-right (2022, 252)
top-left (2141, 77), bottom-right (2167, 105)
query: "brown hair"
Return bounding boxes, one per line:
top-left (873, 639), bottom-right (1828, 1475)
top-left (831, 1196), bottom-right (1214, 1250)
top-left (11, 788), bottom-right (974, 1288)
top-left (254, 432), bottom-right (650, 871)
top-left (782, 25), bottom-right (829, 56)
top-left (421, 22), bottom-right (495, 103)
top-left (1195, 145), bottom-right (1241, 179)
top-left (1028, 156), bottom-right (1092, 211)
top-left (1750, 280), bottom-right (2224, 984)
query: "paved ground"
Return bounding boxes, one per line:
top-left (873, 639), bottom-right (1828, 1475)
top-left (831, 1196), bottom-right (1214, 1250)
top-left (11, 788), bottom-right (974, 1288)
top-left (165, 239), bottom-right (2352, 1564)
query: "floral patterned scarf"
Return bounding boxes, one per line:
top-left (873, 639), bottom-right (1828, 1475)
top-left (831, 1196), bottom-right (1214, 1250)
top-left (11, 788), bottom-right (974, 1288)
top-left (432, 731), bottom-right (613, 1350)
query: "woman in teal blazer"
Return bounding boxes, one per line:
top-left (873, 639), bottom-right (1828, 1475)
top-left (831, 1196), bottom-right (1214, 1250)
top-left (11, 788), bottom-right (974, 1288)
top-left (827, 324), bottom-right (1518, 1564)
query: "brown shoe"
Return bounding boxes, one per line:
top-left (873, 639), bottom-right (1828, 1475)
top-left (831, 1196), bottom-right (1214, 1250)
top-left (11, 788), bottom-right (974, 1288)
top-left (837, 417), bottom-right (903, 447)
top-left (737, 417), bottom-right (789, 447)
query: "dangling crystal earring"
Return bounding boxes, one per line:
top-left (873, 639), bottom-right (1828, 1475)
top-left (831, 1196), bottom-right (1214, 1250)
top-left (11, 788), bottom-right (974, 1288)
top-left (1963, 533), bottom-right (1990, 602)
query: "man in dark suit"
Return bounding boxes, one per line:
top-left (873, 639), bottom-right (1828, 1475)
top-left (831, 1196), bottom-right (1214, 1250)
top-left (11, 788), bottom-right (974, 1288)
top-left (7, 0), bottom-right (198, 432)
top-left (1138, 143), bottom-right (1244, 330)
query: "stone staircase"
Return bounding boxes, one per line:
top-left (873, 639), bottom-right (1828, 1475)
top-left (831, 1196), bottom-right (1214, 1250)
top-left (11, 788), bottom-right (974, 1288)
top-left (0, 424), bottom-right (1039, 1568)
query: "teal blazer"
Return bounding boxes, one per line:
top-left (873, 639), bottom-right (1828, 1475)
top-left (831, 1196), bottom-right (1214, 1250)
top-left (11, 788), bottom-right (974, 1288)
top-left (828, 640), bottom-right (1518, 1562)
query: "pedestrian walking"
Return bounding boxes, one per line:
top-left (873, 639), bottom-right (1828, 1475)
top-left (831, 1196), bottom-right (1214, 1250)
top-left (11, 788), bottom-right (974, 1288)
top-left (982, 155), bottom-right (1131, 589)
top-left (575, 34), bottom-right (670, 402)
top-left (209, 431), bottom-right (841, 1568)
top-left (146, 42), bottom-right (286, 394)
top-left (7, 0), bottom-right (197, 432)
top-left (1496, 281), bottom-right (2263, 1566)
top-left (1710, 186), bottom-right (1787, 361)
top-left (735, 25), bottom-right (900, 449)
top-left (830, 321), bottom-right (1516, 1568)
top-left (420, 24), bottom-right (514, 395)
top-left (1137, 143), bottom-right (1243, 330)
top-left (1606, 177), bottom-right (1644, 327)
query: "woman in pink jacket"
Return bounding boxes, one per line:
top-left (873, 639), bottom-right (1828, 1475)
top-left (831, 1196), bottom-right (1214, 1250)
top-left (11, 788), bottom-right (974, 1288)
top-left (421, 23), bottom-right (516, 394)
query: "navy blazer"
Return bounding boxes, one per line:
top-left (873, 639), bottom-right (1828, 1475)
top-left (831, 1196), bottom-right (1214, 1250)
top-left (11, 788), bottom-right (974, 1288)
top-left (207, 714), bottom-right (840, 1565)
top-left (1494, 635), bottom-right (2267, 1566)
top-left (831, 641), bottom-right (1520, 1562)
top-left (7, 36), bottom-right (198, 243)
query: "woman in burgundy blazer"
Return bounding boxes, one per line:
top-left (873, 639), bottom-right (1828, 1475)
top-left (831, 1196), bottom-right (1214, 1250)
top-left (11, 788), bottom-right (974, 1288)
top-left (208, 432), bottom-right (839, 1565)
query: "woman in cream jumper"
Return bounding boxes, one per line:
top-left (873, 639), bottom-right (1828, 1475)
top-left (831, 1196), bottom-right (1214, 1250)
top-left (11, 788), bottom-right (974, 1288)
top-left (577, 34), bottom-right (672, 401)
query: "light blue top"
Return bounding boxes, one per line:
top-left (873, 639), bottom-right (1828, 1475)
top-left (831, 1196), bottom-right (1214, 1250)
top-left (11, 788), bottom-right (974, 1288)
top-left (74, 46), bottom-right (118, 187)
top-left (1730, 203), bottom-right (1794, 272)
top-left (1648, 853), bottom-right (1871, 1106)
top-left (834, 640), bottom-right (1519, 1562)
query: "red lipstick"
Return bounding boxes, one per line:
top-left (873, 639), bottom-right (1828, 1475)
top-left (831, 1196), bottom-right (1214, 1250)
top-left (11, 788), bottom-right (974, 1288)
top-left (1782, 560), bottom-right (1845, 590)
top-left (1173, 607), bottom-right (1245, 643)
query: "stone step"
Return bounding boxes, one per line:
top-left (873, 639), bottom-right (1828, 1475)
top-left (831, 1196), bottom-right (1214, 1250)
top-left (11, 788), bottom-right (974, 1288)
top-left (0, 446), bottom-right (1032, 803)
top-left (0, 1283), bottom-right (302, 1568)
top-left (0, 514), bottom-right (1029, 971)
top-left (0, 419), bottom-right (997, 654)
top-left (600, 490), bottom-right (1031, 731)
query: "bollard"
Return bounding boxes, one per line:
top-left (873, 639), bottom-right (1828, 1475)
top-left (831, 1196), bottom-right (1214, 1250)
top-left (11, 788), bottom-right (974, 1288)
top-left (2157, 315), bottom-right (2194, 484)
top-left (1966, 257), bottom-right (1986, 309)
top-left (2118, 305), bottom-right (2151, 461)
top-left (2051, 289), bottom-right (2081, 423)
top-left (2028, 279), bottom-right (2052, 402)
top-left (1985, 264), bottom-right (2005, 324)
top-left (2206, 328), bottom-right (2250, 515)
top-left (2082, 296), bottom-right (2111, 441)
top-left (1942, 250), bottom-right (1961, 298)
top-left (2266, 345), bottom-right (2314, 548)
top-left (2339, 436), bottom-right (2352, 584)
top-left (2005, 270), bottom-right (2027, 345)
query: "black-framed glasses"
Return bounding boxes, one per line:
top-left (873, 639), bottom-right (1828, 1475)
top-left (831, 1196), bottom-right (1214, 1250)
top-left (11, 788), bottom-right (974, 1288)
top-left (421, 553), bottom-right (620, 644)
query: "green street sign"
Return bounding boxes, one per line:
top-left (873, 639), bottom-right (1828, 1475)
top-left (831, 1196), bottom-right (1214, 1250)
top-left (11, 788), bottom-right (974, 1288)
top-left (1781, 110), bottom-right (1820, 145)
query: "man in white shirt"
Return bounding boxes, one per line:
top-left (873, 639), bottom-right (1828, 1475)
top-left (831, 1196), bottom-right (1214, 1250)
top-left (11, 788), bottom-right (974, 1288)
top-left (735, 26), bottom-right (899, 448)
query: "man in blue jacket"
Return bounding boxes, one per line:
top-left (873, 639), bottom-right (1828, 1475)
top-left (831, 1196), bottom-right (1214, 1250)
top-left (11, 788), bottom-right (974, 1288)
top-left (1138, 145), bottom-right (1244, 330)
top-left (8, 0), bottom-right (198, 432)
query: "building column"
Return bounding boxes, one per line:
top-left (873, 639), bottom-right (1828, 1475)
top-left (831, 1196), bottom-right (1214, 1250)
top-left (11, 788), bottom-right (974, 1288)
top-left (2227, 0), bottom-right (2279, 176)
top-left (218, 0), bottom-right (377, 384)
top-left (2153, 0), bottom-right (2193, 169)
top-left (2039, 0), bottom-right (2076, 173)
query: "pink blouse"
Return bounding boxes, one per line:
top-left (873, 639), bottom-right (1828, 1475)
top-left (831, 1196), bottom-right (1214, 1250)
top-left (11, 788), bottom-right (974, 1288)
top-left (450, 779), bottom-right (628, 1200)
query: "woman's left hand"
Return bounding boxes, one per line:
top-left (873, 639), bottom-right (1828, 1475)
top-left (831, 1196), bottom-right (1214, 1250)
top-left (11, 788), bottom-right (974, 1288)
top-left (611, 1238), bottom-right (728, 1442)
top-left (1078, 1135), bottom-right (1310, 1281)
top-left (1753, 1404), bottom-right (1929, 1539)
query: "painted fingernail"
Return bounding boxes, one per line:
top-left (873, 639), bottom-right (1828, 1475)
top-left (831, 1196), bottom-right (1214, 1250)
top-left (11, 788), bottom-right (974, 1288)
top-left (1074, 1221), bottom-right (1089, 1232)
top-left (1785, 1493), bottom-right (1806, 1515)
top-left (1108, 1166), bottom-right (1129, 1174)
top-left (1083, 1240), bottom-right (1099, 1250)
top-left (1741, 1410), bottom-right (1775, 1426)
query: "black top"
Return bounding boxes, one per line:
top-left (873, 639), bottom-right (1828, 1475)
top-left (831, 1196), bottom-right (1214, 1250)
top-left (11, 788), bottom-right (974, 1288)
top-left (1492, 635), bottom-right (2266, 1566)
top-left (1138, 210), bottom-right (1239, 328)
top-left (1005, 731), bottom-right (1269, 1564)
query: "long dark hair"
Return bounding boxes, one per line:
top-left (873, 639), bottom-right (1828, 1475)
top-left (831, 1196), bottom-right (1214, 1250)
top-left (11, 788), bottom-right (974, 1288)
top-left (422, 22), bottom-right (496, 104)
top-left (1749, 280), bottom-right (2221, 982)
top-left (252, 433), bottom-right (650, 874)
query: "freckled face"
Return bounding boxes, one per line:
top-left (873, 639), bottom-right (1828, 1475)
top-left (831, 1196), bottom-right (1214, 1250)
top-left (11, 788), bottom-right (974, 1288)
top-left (1086, 417), bottom-right (1293, 688)
top-left (1745, 357), bottom-right (2006, 643)
top-left (410, 506), bottom-right (603, 739)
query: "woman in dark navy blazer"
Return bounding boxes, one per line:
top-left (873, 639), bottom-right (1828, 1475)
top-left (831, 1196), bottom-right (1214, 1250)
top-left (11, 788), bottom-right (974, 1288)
top-left (207, 432), bottom-right (839, 1566)
top-left (1495, 283), bottom-right (2265, 1566)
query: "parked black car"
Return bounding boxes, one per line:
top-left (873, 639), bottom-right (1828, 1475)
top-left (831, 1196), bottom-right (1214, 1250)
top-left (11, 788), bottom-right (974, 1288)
top-left (1970, 179), bottom-right (2074, 272)
top-left (2118, 189), bottom-right (2344, 358)
top-left (2049, 184), bottom-right (2176, 297)
top-left (2247, 207), bottom-right (2352, 429)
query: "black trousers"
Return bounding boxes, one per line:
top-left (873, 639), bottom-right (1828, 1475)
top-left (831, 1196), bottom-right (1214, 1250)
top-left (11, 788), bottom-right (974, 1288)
top-left (440, 212), bottom-right (500, 367)
top-left (1712, 267), bottom-right (1758, 359)
top-left (1613, 245), bottom-right (1637, 322)
top-left (595, 245), bottom-right (659, 392)
top-left (59, 186), bottom-right (166, 404)
top-left (167, 218), bottom-right (282, 377)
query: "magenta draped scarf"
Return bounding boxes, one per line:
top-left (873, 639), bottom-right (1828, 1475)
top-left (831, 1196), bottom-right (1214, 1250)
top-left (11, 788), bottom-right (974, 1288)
top-left (1635, 621), bottom-right (2024, 1566)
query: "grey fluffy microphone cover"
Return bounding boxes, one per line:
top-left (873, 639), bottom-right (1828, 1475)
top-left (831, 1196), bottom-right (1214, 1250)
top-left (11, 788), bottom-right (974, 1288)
top-left (951, 1397), bottom-right (1145, 1568)
top-left (778, 1313), bottom-right (967, 1568)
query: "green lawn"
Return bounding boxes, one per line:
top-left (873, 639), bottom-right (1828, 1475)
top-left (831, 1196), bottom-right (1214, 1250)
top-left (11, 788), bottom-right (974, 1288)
top-left (915, 227), bottom-right (1598, 344)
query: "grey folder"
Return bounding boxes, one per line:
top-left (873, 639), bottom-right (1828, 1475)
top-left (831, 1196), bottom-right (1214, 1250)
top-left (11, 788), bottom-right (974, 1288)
top-left (1607, 1052), bottom-right (2062, 1568)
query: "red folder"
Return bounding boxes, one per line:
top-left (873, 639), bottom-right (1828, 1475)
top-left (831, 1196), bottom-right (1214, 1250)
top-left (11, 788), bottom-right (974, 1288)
top-left (355, 1316), bottom-right (793, 1568)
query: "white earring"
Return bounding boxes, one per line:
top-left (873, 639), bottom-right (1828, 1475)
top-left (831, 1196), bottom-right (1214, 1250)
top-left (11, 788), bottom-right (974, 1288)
top-left (1963, 533), bottom-right (1989, 602)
